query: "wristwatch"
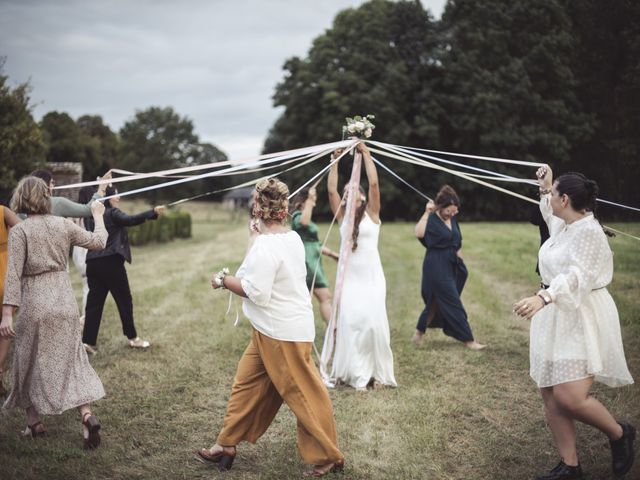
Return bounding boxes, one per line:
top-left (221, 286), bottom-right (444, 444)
top-left (537, 290), bottom-right (552, 305)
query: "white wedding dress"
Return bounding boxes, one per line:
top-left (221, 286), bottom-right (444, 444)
top-left (329, 212), bottom-right (397, 389)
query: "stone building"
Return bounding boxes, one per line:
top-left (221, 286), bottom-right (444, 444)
top-left (48, 162), bottom-right (83, 201)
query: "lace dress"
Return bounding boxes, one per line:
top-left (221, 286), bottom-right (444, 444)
top-left (530, 197), bottom-right (633, 388)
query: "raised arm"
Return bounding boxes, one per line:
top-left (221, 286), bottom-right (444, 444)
top-left (111, 206), bottom-right (164, 227)
top-left (67, 201), bottom-right (108, 250)
top-left (300, 187), bottom-right (317, 227)
top-left (415, 201), bottom-right (435, 239)
top-left (358, 142), bottom-right (380, 222)
top-left (327, 149), bottom-right (343, 221)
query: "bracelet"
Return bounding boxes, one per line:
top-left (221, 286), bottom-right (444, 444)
top-left (213, 267), bottom-right (230, 289)
top-left (539, 188), bottom-right (551, 195)
top-left (537, 292), bottom-right (551, 306)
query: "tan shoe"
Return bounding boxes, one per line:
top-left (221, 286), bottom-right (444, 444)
top-left (83, 343), bottom-right (98, 355)
top-left (128, 337), bottom-right (150, 349)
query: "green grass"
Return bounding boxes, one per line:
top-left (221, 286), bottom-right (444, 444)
top-left (0, 204), bottom-right (638, 480)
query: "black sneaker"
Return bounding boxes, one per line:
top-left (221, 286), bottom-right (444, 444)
top-left (610, 420), bottom-right (636, 476)
top-left (535, 460), bottom-right (584, 480)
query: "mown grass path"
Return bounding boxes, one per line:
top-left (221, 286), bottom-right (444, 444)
top-left (1, 204), bottom-right (638, 480)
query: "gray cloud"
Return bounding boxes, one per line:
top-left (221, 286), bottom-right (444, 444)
top-left (1, 0), bottom-right (446, 159)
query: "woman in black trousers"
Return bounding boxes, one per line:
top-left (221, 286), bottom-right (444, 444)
top-left (82, 185), bottom-right (164, 352)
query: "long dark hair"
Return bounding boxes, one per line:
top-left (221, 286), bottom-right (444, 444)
top-left (30, 169), bottom-right (53, 185)
top-left (555, 172), bottom-right (613, 236)
top-left (292, 188), bottom-right (310, 212)
top-left (78, 185), bottom-right (96, 204)
top-left (343, 184), bottom-right (367, 251)
top-left (104, 185), bottom-right (118, 208)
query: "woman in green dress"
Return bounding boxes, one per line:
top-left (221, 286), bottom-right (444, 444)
top-left (291, 187), bottom-right (338, 325)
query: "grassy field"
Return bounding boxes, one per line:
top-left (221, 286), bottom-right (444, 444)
top-left (0, 202), bottom-right (638, 480)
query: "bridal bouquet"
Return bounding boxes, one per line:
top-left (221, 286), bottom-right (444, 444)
top-left (342, 115), bottom-right (375, 139)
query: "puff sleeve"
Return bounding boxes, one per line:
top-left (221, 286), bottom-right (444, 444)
top-left (239, 236), bottom-right (280, 307)
top-left (546, 225), bottom-right (610, 310)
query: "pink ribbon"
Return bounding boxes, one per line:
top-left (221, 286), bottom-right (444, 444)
top-left (319, 150), bottom-right (363, 386)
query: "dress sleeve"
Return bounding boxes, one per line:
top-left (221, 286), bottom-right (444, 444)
top-left (546, 225), bottom-right (608, 310)
top-left (52, 196), bottom-right (94, 218)
top-left (65, 218), bottom-right (108, 251)
top-left (3, 227), bottom-right (27, 307)
top-left (291, 211), bottom-right (303, 230)
top-left (239, 237), bottom-right (280, 307)
top-left (539, 196), bottom-right (564, 237)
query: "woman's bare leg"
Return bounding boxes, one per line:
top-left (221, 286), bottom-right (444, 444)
top-left (553, 377), bottom-right (623, 440)
top-left (541, 387), bottom-right (579, 466)
top-left (313, 288), bottom-right (332, 325)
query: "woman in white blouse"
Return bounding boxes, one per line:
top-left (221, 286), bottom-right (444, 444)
top-left (195, 178), bottom-right (344, 478)
top-left (514, 166), bottom-right (635, 480)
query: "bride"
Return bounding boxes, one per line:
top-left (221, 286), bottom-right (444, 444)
top-left (323, 142), bottom-right (397, 390)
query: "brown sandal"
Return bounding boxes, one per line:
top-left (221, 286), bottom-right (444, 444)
top-left (25, 421), bottom-right (46, 438)
top-left (304, 459), bottom-right (344, 477)
top-left (82, 412), bottom-right (101, 450)
top-left (194, 446), bottom-right (236, 471)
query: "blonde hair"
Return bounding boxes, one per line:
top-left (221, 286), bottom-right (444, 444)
top-left (254, 178), bottom-right (289, 223)
top-left (10, 176), bottom-right (51, 215)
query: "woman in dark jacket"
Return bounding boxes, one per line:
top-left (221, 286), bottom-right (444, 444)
top-left (82, 185), bottom-right (164, 352)
top-left (411, 185), bottom-right (485, 350)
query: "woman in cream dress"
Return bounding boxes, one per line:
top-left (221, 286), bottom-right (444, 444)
top-left (514, 166), bottom-right (634, 480)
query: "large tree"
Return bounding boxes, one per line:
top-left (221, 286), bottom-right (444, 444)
top-left (437, 0), bottom-right (595, 219)
top-left (77, 115), bottom-right (120, 181)
top-left (264, 0), bottom-right (442, 218)
top-left (40, 111), bottom-right (87, 166)
top-left (0, 65), bottom-right (46, 195)
top-left (119, 106), bottom-right (227, 202)
top-left (566, 0), bottom-right (640, 219)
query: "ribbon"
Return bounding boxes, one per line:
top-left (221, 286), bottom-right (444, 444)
top-left (367, 143), bottom-right (539, 205)
top-left (54, 139), bottom-right (354, 191)
top-left (319, 151), bottom-right (363, 386)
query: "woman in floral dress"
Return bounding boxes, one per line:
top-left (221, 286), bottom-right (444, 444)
top-left (0, 177), bottom-right (108, 449)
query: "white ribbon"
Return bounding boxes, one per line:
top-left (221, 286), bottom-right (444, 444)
top-left (55, 139), bottom-right (354, 191)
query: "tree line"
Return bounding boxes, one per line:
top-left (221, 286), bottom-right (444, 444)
top-left (264, 0), bottom-right (640, 220)
top-left (2, 0), bottom-right (638, 220)
top-left (0, 65), bottom-right (228, 204)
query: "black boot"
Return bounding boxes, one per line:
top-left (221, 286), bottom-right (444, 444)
top-left (535, 460), bottom-right (584, 480)
top-left (610, 420), bottom-right (636, 476)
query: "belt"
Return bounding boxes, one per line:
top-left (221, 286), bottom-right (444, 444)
top-left (540, 282), bottom-right (607, 291)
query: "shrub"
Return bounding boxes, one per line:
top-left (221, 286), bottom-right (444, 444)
top-left (128, 210), bottom-right (192, 246)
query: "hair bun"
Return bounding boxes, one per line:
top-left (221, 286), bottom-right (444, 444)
top-left (584, 179), bottom-right (599, 197)
top-left (435, 184), bottom-right (460, 209)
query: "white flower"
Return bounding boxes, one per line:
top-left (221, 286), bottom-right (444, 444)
top-left (355, 121), bottom-right (365, 130)
top-left (364, 128), bottom-right (372, 138)
top-left (347, 124), bottom-right (357, 133)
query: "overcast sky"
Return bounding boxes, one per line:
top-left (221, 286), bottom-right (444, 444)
top-left (1, 0), bottom-right (446, 160)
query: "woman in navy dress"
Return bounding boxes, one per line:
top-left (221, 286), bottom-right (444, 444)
top-left (411, 185), bottom-right (485, 350)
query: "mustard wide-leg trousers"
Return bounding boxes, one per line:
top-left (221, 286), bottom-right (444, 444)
top-left (217, 328), bottom-right (343, 465)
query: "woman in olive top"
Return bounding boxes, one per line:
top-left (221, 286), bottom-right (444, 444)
top-left (291, 186), bottom-right (338, 325)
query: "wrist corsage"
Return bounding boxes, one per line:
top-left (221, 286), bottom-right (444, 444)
top-left (213, 267), bottom-right (230, 289)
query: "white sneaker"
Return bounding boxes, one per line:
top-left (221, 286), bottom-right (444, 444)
top-left (128, 337), bottom-right (150, 349)
top-left (83, 343), bottom-right (98, 355)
